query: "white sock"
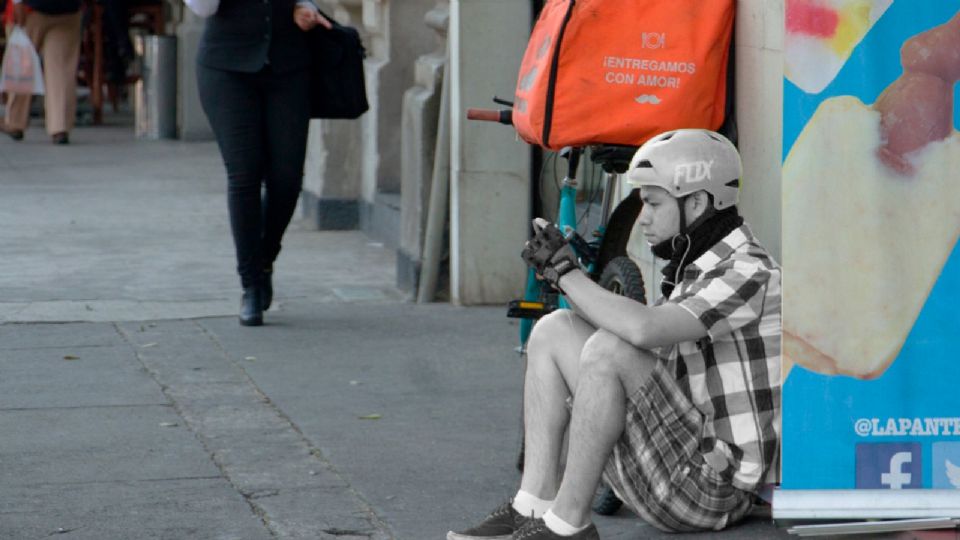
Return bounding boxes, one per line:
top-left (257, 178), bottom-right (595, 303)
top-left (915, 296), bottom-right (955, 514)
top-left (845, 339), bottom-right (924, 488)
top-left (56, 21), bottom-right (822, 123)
top-left (543, 509), bottom-right (589, 536)
top-left (511, 490), bottom-right (553, 518)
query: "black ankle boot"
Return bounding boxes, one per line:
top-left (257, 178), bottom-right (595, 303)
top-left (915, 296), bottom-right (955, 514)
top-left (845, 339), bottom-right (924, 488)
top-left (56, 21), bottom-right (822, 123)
top-left (261, 266), bottom-right (273, 311)
top-left (239, 287), bottom-right (263, 326)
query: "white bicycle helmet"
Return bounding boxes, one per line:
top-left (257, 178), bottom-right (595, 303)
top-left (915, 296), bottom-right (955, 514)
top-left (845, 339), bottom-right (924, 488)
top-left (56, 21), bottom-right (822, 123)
top-left (626, 129), bottom-right (742, 210)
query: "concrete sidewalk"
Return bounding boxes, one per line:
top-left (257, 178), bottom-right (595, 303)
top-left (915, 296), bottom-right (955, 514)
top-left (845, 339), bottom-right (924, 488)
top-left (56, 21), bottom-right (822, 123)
top-left (0, 120), bottom-right (805, 539)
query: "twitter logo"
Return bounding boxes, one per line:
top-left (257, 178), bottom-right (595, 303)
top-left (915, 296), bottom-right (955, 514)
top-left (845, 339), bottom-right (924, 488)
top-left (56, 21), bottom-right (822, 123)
top-left (946, 460), bottom-right (960, 488)
top-left (932, 443), bottom-right (960, 489)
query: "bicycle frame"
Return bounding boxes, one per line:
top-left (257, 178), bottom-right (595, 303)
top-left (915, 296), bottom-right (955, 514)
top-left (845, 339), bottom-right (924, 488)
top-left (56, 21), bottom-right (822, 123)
top-left (518, 147), bottom-right (636, 350)
top-left (519, 148), bottom-right (581, 347)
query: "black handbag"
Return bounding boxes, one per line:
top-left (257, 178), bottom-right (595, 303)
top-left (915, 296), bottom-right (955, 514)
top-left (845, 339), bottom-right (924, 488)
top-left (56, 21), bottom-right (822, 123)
top-left (308, 13), bottom-right (369, 119)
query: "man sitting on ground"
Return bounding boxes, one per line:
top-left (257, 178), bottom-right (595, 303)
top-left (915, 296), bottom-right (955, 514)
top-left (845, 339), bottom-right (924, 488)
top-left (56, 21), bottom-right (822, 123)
top-left (448, 129), bottom-right (781, 540)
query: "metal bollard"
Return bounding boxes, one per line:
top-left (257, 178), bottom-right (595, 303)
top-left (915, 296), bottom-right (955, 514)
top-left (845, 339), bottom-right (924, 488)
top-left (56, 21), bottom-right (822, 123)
top-left (134, 35), bottom-right (178, 139)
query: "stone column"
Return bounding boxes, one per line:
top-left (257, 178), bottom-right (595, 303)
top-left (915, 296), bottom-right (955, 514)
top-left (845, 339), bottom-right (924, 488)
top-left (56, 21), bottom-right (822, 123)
top-left (176, 8), bottom-right (213, 140)
top-left (449, 0), bottom-right (531, 305)
top-left (356, 0), bottom-right (435, 246)
top-left (397, 2), bottom-right (448, 294)
top-left (301, 0), bottom-right (364, 230)
top-left (735, 0), bottom-right (784, 261)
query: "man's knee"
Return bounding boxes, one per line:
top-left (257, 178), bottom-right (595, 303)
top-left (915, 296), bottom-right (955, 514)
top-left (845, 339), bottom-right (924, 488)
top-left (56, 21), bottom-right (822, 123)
top-left (527, 309), bottom-right (578, 355)
top-left (580, 329), bottom-right (641, 379)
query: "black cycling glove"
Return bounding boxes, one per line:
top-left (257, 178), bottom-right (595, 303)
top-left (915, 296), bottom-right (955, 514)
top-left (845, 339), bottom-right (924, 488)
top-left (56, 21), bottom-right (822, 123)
top-left (520, 220), bottom-right (580, 290)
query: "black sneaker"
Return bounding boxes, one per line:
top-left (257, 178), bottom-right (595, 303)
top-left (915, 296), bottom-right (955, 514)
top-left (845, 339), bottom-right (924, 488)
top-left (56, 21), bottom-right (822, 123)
top-left (447, 501), bottom-right (531, 540)
top-left (512, 518), bottom-right (599, 540)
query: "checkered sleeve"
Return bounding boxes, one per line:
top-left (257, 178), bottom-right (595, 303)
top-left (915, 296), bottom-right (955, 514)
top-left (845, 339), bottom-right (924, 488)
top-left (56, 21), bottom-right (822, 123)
top-left (671, 256), bottom-right (772, 341)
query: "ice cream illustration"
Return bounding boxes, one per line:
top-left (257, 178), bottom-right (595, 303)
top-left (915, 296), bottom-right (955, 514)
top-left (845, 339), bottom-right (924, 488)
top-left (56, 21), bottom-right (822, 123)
top-left (783, 10), bottom-right (960, 379)
top-left (785, 0), bottom-right (893, 94)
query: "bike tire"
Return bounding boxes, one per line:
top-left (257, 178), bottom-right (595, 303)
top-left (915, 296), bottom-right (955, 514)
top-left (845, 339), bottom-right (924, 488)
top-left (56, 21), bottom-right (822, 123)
top-left (594, 189), bottom-right (642, 277)
top-left (597, 256), bottom-right (645, 304)
top-left (592, 484), bottom-right (624, 516)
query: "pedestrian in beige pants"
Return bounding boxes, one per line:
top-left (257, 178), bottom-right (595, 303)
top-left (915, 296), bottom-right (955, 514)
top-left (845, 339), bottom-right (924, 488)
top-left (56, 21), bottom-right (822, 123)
top-left (2, 0), bottom-right (82, 144)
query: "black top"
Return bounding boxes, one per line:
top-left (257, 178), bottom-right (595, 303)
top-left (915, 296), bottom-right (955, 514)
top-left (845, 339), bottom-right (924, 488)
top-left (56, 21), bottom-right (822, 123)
top-left (197, 0), bottom-right (310, 74)
top-left (23, 0), bottom-right (81, 14)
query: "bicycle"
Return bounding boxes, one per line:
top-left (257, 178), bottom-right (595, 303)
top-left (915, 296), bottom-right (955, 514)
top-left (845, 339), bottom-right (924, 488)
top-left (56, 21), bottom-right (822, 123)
top-left (466, 106), bottom-right (646, 349)
top-left (467, 104), bottom-right (644, 517)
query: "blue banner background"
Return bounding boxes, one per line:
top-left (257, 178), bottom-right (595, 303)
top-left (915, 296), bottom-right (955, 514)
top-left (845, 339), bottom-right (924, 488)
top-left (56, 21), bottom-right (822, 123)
top-left (782, 0), bottom-right (960, 490)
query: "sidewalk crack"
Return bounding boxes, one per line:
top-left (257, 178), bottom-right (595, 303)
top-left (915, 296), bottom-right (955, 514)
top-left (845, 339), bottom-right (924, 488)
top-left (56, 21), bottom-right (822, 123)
top-left (112, 320), bottom-right (395, 540)
top-left (192, 319), bottom-right (395, 540)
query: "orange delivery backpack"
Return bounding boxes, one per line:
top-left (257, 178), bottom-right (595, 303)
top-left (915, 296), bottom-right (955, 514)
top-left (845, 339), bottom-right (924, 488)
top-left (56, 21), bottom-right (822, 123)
top-left (512, 0), bottom-right (735, 150)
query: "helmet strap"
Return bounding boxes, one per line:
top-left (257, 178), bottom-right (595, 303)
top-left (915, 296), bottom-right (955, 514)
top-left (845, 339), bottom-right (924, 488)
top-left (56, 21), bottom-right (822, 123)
top-left (677, 192), bottom-right (720, 236)
top-left (676, 195), bottom-right (689, 236)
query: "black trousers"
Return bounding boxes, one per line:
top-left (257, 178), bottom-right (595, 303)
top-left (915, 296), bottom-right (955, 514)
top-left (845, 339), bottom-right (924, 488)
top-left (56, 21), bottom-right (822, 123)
top-left (197, 63), bottom-right (310, 288)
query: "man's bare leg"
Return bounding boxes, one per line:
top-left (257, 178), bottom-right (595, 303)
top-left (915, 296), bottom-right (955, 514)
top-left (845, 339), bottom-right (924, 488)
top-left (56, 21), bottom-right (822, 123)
top-left (550, 329), bottom-right (657, 528)
top-left (518, 310), bottom-right (595, 500)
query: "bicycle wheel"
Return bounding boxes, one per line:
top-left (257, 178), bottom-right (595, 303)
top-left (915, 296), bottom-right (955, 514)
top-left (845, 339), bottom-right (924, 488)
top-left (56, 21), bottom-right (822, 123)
top-left (597, 256), bottom-right (645, 304)
top-left (594, 189), bottom-right (641, 277)
top-left (592, 484), bottom-right (624, 516)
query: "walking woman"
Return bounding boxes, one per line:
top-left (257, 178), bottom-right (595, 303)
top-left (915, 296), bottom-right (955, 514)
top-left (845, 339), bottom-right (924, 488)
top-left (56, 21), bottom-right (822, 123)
top-left (1, 0), bottom-right (82, 144)
top-left (186, 0), bottom-right (331, 326)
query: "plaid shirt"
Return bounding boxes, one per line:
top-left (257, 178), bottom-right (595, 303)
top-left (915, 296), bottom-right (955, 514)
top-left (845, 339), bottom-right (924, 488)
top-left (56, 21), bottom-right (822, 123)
top-left (660, 224), bottom-right (781, 491)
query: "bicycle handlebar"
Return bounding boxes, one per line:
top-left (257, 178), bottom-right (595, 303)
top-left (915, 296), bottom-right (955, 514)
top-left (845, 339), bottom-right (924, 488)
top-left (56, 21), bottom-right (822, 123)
top-left (466, 108), bottom-right (513, 125)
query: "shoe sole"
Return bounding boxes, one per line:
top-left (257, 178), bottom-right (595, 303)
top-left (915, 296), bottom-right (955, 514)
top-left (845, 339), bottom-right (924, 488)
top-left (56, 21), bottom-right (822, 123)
top-left (239, 316), bottom-right (263, 326)
top-left (446, 532), bottom-right (512, 540)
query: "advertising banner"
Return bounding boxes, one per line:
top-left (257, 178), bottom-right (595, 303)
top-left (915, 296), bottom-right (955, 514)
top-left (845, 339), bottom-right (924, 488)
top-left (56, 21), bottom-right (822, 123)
top-left (779, 0), bottom-right (960, 518)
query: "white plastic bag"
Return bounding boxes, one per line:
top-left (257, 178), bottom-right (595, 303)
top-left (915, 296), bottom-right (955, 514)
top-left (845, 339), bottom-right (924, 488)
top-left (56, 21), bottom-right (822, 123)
top-left (184, 0), bottom-right (219, 17)
top-left (0, 26), bottom-right (45, 95)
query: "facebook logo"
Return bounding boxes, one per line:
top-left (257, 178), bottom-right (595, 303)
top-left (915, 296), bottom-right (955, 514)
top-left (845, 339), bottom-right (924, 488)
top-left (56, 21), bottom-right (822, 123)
top-left (856, 443), bottom-right (922, 489)
top-left (932, 442), bottom-right (960, 489)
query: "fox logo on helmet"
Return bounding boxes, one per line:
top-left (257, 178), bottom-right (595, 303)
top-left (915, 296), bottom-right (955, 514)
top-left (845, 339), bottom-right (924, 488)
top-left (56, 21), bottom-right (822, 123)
top-left (674, 160), bottom-right (714, 186)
